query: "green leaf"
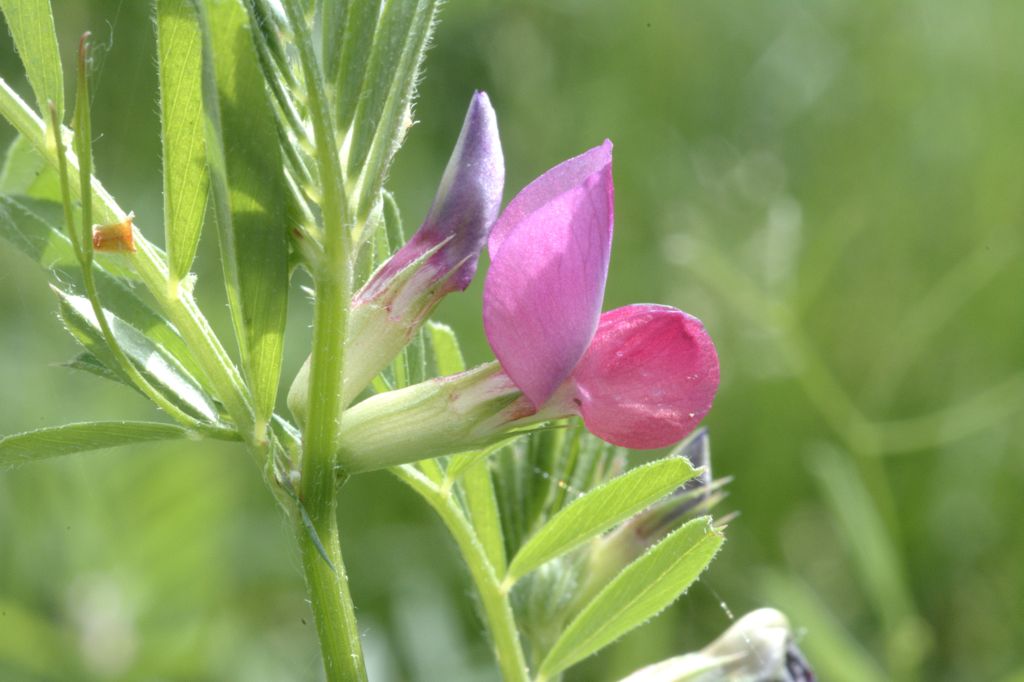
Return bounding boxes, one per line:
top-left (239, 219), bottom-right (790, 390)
top-left (0, 133), bottom-right (60, 199)
top-left (56, 288), bottom-right (222, 425)
top-left (0, 195), bottom-right (214, 389)
top-left (426, 320), bottom-right (466, 376)
top-left (348, 0), bottom-right (440, 221)
top-left (319, 0), bottom-right (349, 86)
top-left (0, 71), bottom-right (256, 435)
top-left (360, 194), bottom-right (393, 282)
top-left (63, 351), bottom-right (138, 391)
top-left (461, 458), bottom-right (507, 573)
top-left (506, 457), bottom-right (700, 583)
top-left (382, 189), bottom-right (405, 247)
top-left (539, 517), bottom-right (724, 678)
top-left (0, 193), bottom-right (77, 270)
top-left (335, 0), bottom-right (383, 132)
top-left (0, 421), bottom-right (194, 468)
top-left (0, 0), bottom-right (63, 120)
top-left (157, 0), bottom-right (210, 288)
top-left (202, 0), bottom-right (289, 434)
top-left (523, 426), bottom-right (567, 535)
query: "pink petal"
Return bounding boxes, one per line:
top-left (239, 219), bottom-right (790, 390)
top-left (483, 142), bottom-right (614, 407)
top-left (571, 304), bottom-right (720, 449)
top-left (489, 141), bottom-right (612, 258)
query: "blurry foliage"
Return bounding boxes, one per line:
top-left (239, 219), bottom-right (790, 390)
top-left (1, 0), bottom-right (1023, 680)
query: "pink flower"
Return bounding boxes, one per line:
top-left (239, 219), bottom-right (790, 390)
top-left (483, 142), bottom-right (719, 449)
top-left (335, 140), bottom-right (719, 472)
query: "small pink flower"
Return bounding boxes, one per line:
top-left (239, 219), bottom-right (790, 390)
top-left (483, 142), bottom-right (719, 449)
top-left (335, 140), bottom-right (720, 473)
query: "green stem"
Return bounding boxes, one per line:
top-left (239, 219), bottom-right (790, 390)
top-left (393, 465), bottom-right (530, 682)
top-left (280, 2), bottom-right (365, 679)
top-left (280, 0), bottom-right (351, 468)
top-left (296, 492), bottom-right (366, 682)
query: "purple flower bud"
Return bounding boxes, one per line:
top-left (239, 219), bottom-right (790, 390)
top-left (358, 90), bottom-right (504, 304)
top-left (288, 93), bottom-right (504, 424)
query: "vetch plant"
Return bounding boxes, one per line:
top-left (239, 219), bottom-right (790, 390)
top-left (331, 142), bottom-right (721, 472)
top-left (0, 1), bottom-right (808, 680)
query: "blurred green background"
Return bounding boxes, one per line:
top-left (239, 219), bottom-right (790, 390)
top-left (2, 1), bottom-right (1023, 680)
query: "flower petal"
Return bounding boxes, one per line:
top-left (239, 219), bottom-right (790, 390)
top-left (571, 304), bottom-right (719, 449)
top-left (483, 142), bottom-right (614, 407)
top-left (488, 140), bottom-right (612, 258)
top-left (361, 91), bottom-right (503, 301)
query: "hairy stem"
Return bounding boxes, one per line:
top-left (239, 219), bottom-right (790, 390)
top-left (280, 1), bottom-right (365, 679)
top-left (296, 495), bottom-right (365, 682)
top-left (393, 465), bottom-right (531, 682)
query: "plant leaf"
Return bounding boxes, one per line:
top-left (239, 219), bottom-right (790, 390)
top-left (426, 320), bottom-right (466, 376)
top-left (157, 0), bottom-right (210, 288)
top-left (334, 0), bottom-right (383, 132)
top-left (0, 194), bottom-right (214, 389)
top-left (63, 351), bottom-right (138, 391)
top-left (56, 288), bottom-right (222, 425)
top-left (348, 0), bottom-right (439, 222)
top-left (318, 0), bottom-right (348, 86)
top-left (0, 193), bottom-right (77, 269)
top-left (506, 457), bottom-right (700, 583)
top-left (0, 0), bottom-right (63, 120)
top-left (382, 188), bottom-right (405, 246)
top-left (461, 458), bottom-right (507, 573)
top-left (202, 0), bottom-right (289, 434)
top-left (0, 133), bottom-right (60, 199)
top-left (346, 0), bottom-right (434, 170)
top-left (0, 421), bottom-right (194, 468)
top-left (539, 517), bottom-right (724, 678)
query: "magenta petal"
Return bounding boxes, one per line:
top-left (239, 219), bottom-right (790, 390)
top-left (571, 304), bottom-right (720, 449)
top-left (483, 143), bottom-right (614, 407)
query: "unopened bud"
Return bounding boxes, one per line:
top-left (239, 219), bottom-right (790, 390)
top-left (335, 362), bottom-right (541, 473)
top-left (288, 92), bottom-right (504, 425)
